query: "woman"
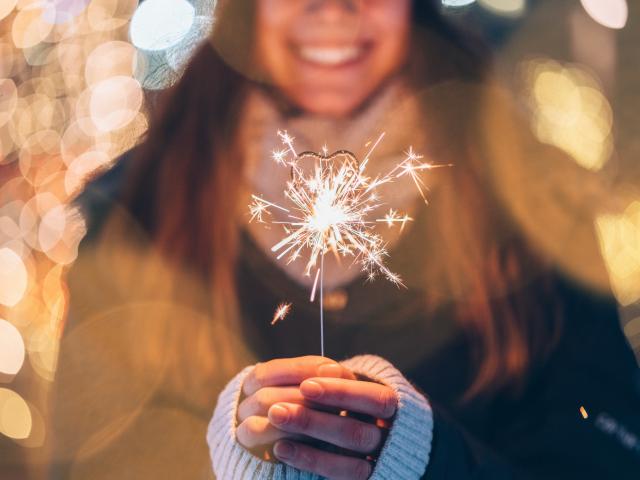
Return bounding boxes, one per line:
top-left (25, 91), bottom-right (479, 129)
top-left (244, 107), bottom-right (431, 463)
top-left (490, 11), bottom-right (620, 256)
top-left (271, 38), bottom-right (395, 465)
top-left (50, 0), bottom-right (640, 479)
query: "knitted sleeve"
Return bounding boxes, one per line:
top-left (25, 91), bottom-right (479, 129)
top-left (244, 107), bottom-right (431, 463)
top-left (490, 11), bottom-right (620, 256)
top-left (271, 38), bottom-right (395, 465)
top-left (206, 355), bottom-right (433, 479)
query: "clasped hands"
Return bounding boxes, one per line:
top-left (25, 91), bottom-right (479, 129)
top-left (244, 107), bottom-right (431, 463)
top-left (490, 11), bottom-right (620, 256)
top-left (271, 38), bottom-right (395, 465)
top-left (237, 356), bottom-right (398, 480)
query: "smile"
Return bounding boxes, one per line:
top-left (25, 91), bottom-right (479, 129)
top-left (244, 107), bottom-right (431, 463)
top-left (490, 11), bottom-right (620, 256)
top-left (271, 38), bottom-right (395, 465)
top-left (295, 44), bottom-right (369, 67)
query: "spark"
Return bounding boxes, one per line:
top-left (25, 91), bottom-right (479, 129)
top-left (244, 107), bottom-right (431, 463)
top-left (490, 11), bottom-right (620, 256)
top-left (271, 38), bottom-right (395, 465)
top-left (272, 149), bottom-right (288, 165)
top-left (271, 302), bottom-right (292, 325)
top-left (249, 194), bottom-right (289, 223)
top-left (250, 131), bottom-right (443, 352)
top-left (378, 208), bottom-right (413, 231)
top-left (392, 146), bottom-right (453, 204)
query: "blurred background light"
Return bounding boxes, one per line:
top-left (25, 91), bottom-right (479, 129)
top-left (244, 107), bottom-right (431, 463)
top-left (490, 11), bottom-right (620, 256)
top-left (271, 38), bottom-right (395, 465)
top-left (85, 41), bottom-right (138, 86)
top-left (11, 5), bottom-right (54, 50)
top-left (165, 15), bottom-right (213, 73)
top-left (89, 76), bottom-right (143, 132)
top-left (42, 0), bottom-right (92, 25)
top-left (522, 58), bottom-right (613, 172)
top-left (87, 0), bottom-right (138, 32)
top-left (442, 0), bottom-right (476, 7)
top-left (478, 0), bottom-right (526, 18)
top-left (130, 0), bottom-right (196, 51)
top-left (0, 319), bottom-right (25, 375)
top-left (596, 201), bottom-right (640, 306)
top-left (0, 388), bottom-right (32, 440)
top-left (0, 79), bottom-right (18, 129)
top-left (0, 0), bottom-right (18, 23)
top-left (0, 247), bottom-right (28, 307)
top-left (580, 0), bottom-right (628, 30)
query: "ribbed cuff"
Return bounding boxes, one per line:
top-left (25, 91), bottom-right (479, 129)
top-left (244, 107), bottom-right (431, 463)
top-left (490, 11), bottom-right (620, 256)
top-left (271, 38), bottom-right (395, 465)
top-left (207, 356), bottom-right (433, 479)
top-left (342, 355), bottom-right (433, 479)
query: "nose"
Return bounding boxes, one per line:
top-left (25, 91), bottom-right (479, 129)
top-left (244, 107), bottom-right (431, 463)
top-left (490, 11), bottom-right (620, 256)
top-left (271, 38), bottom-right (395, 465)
top-left (304, 0), bottom-right (361, 22)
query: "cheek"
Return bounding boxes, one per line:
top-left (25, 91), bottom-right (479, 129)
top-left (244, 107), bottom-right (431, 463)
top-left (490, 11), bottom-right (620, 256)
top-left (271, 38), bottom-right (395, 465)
top-left (254, 1), bottom-right (294, 75)
top-left (369, 2), bottom-right (412, 68)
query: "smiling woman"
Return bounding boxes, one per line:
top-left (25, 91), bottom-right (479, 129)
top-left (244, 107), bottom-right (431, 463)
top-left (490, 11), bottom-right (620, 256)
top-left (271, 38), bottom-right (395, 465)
top-left (47, 1), bottom-right (640, 479)
top-left (254, 0), bottom-right (411, 116)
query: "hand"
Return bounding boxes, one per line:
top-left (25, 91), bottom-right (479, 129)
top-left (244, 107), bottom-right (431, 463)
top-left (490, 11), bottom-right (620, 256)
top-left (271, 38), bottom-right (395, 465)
top-left (270, 376), bottom-right (397, 480)
top-left (237, 356), bottom-right (354, 455)
top-left (237, 355), bottom-right (398, 480)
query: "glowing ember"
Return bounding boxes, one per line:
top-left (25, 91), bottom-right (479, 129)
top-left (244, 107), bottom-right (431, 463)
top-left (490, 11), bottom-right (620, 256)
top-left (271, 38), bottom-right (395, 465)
top-left (271, 303), bottom-right (292, 325)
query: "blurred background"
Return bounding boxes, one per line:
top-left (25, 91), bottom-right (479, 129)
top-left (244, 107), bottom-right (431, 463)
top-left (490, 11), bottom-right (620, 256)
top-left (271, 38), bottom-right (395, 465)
top-left (0, 0), bottom-right (638, 478)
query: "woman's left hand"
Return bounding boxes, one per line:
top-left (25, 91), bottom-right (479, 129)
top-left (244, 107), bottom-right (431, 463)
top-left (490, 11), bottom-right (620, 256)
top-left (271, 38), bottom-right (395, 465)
top-left (269, 374), bottom-right (398, 480)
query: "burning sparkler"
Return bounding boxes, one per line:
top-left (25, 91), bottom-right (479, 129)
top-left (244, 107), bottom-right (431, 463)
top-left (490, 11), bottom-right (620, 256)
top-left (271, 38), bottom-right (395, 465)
top-left (249, 131), bottom-right (441, 355)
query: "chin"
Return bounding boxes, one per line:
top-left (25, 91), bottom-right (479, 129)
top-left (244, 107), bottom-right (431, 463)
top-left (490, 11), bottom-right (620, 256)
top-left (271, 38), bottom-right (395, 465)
top-left (294, 93), bottom-right (367, 118)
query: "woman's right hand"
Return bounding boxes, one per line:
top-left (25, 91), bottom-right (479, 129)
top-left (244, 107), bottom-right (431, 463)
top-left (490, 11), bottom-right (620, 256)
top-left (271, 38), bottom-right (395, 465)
top-left (236, 356), bottom-right (354, 454)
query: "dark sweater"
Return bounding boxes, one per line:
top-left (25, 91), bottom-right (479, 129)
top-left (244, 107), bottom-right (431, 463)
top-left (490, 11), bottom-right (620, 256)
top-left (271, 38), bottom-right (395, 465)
top-left (51, 152), bottom-right (640, 480)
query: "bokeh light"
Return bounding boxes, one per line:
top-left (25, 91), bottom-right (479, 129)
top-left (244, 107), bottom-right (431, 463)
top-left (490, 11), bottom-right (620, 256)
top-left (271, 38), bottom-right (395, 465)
top-left (11, 6), bottom-right (54, 49)
top-left (580, 0), bottom-right (628, 30)
top-left (85, 41), bottom-right (138, 86)
top-left (42, 0), bottom-right (92, 25)
top-left (89, 76), bottom-right (143, 132)
top-left (0, 0), bottom-right (149, 462)
top-left (0, 79), bottom-right (18, 128)
top-left (442, 0), bottom-right (476, 7)
top-left (478, 0), bottom-right (526, 18)
top-left (0, 0), bottom-right (19, 23)
top-left (129, 0), bottom-right (196, 51)
top-left (0, 319), bottom-right (25, 375)
top-left (596, 201), bottom-right (640, 306)
top-left (521, 58), bottom-right (613, 172)
top-left (0, 247), bottom-right (28, 307)
top-left (87, 0), bottom-right (138, 32)
top-left (0, 388), bottom-right (32, 440)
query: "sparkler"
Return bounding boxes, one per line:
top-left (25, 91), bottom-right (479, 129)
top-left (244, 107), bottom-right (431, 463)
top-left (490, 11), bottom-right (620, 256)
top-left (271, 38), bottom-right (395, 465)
top-left (249, 131), bottom-right (441, 356)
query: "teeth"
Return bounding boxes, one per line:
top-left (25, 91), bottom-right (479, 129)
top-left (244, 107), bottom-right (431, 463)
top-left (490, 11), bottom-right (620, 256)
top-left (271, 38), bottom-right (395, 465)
top-left (298, 46), bottom-right (363, 66)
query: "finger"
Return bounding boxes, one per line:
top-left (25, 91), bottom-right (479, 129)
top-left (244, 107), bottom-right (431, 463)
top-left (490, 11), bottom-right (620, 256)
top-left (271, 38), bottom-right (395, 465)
top-left (243, 356), bottom-right (355, 396)
top-left (238, 387), bottom-right (304, 422)
top-left (300, 378), bottom-right (398, 419)
top-left (236, 416), bottom-right (289, 449)
top-left (273, 440), bottom-right (372, 480)
top-left (269, 403), bottom-right (383, 454)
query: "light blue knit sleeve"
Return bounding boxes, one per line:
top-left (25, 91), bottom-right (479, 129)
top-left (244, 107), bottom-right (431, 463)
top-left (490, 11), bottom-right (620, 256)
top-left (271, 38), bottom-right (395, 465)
top-left (206, 355), bottom-right (433, 479)
top-left (342, 355), bottom-right (433, 479)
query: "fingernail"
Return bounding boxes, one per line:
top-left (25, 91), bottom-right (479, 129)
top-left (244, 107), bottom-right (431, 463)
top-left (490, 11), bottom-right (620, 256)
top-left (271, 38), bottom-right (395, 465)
top-left (317, 362), bottom-right (342, 377)
top-left (274, 441), bottom-right (295, 460)
top-left (301, 380), bottom-right (323, 399)
top-left (269, 404), bottom-right (290, 425)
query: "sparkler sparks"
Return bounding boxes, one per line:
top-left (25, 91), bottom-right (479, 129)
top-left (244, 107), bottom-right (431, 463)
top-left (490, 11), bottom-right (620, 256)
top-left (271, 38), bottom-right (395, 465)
top-left (271, 303), bottom-right (292, 325)
top-left (249, 130), bottom-right (439, 355)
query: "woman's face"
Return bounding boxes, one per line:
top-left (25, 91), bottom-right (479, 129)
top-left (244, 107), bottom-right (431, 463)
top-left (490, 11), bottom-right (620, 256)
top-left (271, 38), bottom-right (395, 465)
top-left (255, 0), bottom-right (412, 117)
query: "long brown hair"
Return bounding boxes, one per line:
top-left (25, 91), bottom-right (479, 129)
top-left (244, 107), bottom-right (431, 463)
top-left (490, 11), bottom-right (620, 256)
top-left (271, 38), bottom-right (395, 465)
top-left (118, 0), bottom-right (559, 400)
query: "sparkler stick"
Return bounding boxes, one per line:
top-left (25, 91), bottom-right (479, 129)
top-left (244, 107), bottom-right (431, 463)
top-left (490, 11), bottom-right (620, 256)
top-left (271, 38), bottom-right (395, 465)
top-left (248, 131), bottom-right (439, 356)
top-left (320, 252), bottom-right (325, 357)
